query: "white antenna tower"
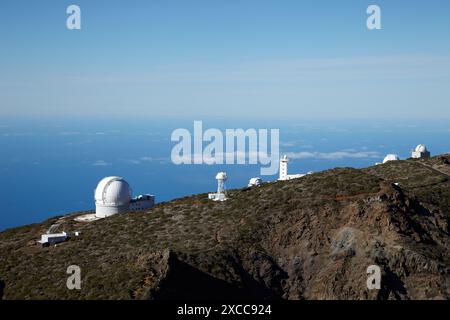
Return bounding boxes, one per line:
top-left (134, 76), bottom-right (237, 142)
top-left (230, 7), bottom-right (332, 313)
top-left (216, 172), bottom-right (227, 195)
top-left (209, 172), bottom-right (228, 201)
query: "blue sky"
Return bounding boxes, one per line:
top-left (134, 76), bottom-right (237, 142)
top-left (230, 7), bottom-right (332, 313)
top-left (0, 0), bottom-right (450, 120)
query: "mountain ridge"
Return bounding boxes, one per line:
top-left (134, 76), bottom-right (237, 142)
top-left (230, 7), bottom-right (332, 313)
top-left (1, 155), bottom-right (450, 300)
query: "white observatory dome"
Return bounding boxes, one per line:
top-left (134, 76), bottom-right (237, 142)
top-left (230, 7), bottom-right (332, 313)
top-left (95, 176), bottom-right (131, 205)
top-left (415, 144), bottom-right (428, 153)
top-left (383, 154), bottom-right (400, 164)
top-left (248, 177), bottom-right (263, 187)
top-left (95, 176), bottom-right (132, 218)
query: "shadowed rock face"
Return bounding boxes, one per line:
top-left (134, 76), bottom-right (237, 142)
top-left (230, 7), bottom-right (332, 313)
top-left (0, 155), bottom-right (449, 300)
top-left (0, 280), bottom-right (4, 300)
top-left (135, 250), bottom-right (284, 300)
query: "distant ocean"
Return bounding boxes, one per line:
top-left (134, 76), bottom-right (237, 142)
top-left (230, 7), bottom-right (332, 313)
top-left (1, 117), bottom-right (449, 231)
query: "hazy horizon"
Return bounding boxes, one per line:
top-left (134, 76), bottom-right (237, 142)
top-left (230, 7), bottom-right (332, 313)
top-left (1, 117), bottom-right (450, 231)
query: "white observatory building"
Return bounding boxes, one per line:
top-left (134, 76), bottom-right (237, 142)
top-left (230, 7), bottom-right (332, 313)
top-left (94, 176), bottom-right (155, 218)
top-left (38, 232), bottom-right (68, 246)
top-left (412, 144), bottom-right (430, 159)
top-left (208, 172), bottom-right (228, 201)
top-left (383, 154), bottom-right (400, 164)
top-left (130, 194), bottom-right (155, 211)
top-left (279, 155), bottom-right (305, 181)
top-left (248, 177), bottom-right (263, 187)
top-left (95, 176), bottom-right (132, 218)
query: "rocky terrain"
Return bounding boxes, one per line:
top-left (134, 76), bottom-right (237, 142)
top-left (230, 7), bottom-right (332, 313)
top-left (1, 155), bottom-right (449, 300)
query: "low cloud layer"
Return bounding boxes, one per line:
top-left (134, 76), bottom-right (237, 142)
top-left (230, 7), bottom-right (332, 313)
top-left (286, 150), bottom-right (380, 160)
top-left (92, 160), bottom-right (111, 166)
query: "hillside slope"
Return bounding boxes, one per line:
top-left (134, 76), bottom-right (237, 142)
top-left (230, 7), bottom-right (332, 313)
top-left (1, 155), bottom-right (450, 300)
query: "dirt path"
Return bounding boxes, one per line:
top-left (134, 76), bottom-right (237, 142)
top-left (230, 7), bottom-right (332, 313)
top-left (406, 160), bottom-right (450, 180)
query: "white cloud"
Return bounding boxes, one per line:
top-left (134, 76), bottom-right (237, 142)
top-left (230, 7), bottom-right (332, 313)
top-left (286, 150), bottom-right (381, 160)
top-left (59, 131), bottom-right (80, 136)
top-left (127, 159), bottom-right (141, 165)
top-left (139, 156), bottom-right (169, 162)
top-left (92, 160), bottom-right (111, 166)
top-left (2, 132), bottom-right (34, 137)
top-left (190, 151), bottom-right (274, 164)
top-left (65, 139), bottom-right (93, 146)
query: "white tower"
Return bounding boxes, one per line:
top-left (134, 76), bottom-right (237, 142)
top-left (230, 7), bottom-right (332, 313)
top-left (279, 155), bottom-right (289, 181)
top-left (278, 155), bottom-right (305, 181)
top-left (208, 172), bottom-right (228, 201)
top-left (216, 172), bottom-right (227, 195)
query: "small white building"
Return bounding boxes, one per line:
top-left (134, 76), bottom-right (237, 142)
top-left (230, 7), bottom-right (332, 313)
top-left (209, 172), bottom-right (228, 201)
top-left (278, 155), bottom-right (305, 181)
top-left (412, 144), bottom-right (430, 159)
top-left (130, 194), bottom-right (155, 211)
top-left (383, 154), bottom-right (400, 164)
top-left (248, 177), bottom-right (263, 187)
top-left (38, 232), bottom-right (68, 246)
